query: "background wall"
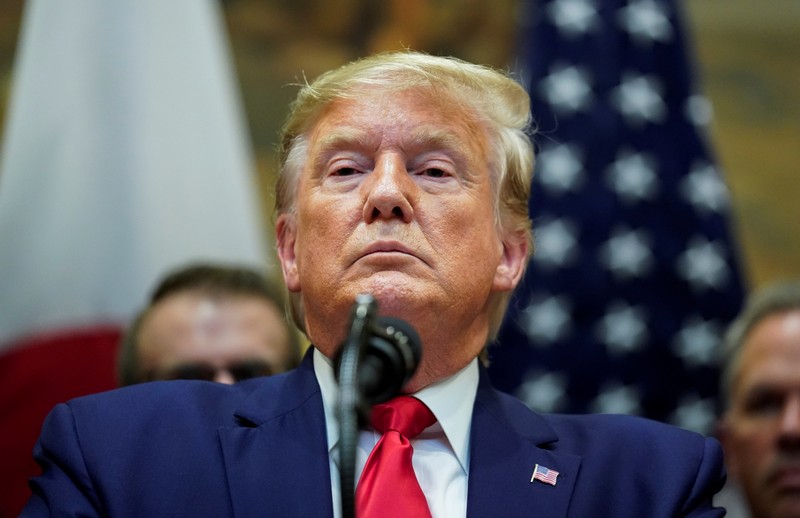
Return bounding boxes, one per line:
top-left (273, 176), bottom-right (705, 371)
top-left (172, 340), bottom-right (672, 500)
top-left (1, 0), bottom-right (798, 289)
top-left (685, 0), bottom-right (800, 289)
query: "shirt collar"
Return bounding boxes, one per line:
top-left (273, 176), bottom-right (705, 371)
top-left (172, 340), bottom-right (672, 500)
top-left (314, 347), bottom-right (478, 474)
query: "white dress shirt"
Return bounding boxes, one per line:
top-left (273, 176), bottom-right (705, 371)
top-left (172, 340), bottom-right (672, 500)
top-left (314, 348), bottom-right (478, 518)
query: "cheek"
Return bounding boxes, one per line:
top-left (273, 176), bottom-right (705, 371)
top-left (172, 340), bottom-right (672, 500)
top-left (435, 225), bottom-right (504, 291)
top-left (296, 200), bottom-right (346, 256)
top-left (294, 217), bottom-right (359, 299)
top-left (445, 205), bottom-right (503, 258)
top-left (731, 425), bottom-right (775, 465)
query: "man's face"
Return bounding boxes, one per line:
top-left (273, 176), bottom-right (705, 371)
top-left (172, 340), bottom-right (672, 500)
top-left (721, 310), bottom-right (800, 518)
top-left (138, 291), bottom-right (292, 384)
top-left (276, 89), bottom-right (526, 390)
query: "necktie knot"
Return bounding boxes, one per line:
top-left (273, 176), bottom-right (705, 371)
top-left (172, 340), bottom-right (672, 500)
top-left (357, 395), bottom-right (436, 518)
top-left (370, 396), bottom-right (436, 438)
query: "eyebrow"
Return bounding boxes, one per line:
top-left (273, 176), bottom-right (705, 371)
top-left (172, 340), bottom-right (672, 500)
top-left (405, 128), bottom-right (474, 177)
top-left (314, 127), bottom-right (374, 157)
top-left (407, 128), bottom-right (466, 154)
top-left (310, 128), bottom-right (372, 174)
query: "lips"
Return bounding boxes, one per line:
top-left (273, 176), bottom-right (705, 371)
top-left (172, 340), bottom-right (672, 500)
top-left (362, 240), bottom-right (415, 257)
top-left (772, 467), bottom-right (800, 493)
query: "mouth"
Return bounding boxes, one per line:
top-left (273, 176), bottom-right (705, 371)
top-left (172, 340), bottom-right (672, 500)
top-left (357, 241), bottom-right (421, 263)
top-left (362, 241), bottom-right (415, 256)
top-left (770, 466), bottom-right (800, 493)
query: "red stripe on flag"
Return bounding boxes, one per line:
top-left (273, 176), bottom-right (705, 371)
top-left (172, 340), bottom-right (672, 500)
top-left (0, 325), bottom-right (120, 516)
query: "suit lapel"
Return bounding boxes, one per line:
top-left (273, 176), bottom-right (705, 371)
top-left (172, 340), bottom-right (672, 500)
top-left (467, 368), bottom-right (581, 518)
top-left (218, 352), bottom-right (334, 518)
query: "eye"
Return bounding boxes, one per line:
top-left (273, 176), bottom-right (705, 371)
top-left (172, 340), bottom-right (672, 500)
top-left (332, 166), bottom-right (360, 177)
top-left (742, 390), bottom-right (785, 417)
top-left (422, 167), bottom-right (447, 178)
top-left (410, 153), bottom-right (457, 181)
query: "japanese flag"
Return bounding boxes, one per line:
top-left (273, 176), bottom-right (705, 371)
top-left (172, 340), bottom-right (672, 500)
top-left (0, 0), bottom-right (268, 512)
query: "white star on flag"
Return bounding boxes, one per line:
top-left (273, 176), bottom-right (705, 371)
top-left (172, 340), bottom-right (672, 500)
top-left (684, 95), bottom-right (715, 127)
top-left (533, 217), bottom-right (580, 269)
top-left (540, 63), bottom-right (594, 114)
top-left (591, 383), bottom-right (642, 415)
top-left (606, 149), bottom-right (659, 202)
top-left (670, 396), bottom-right (716, 434)
top-left (537, 144), bottom-right (585, 194)
top-left (677, 236), bottom-right (730, 291)
top-left (547, 0), bottom-right (600, 37)
top-left (611, 72), bottom-right (667, 125)
top-left (617, 0), bottom-right (673, 45)
top-left (596, 301), bottom-right (649, 355)
top-left (679, 161), bottom-right (730, 215)
top-left (672, 316), bottom-right (723, 367)
top-left (599, 226), bottom-right (655, 279)
top-left (521, 295), bottom-right (573, 344)
top-left (517, 370), bottom-right (569, 412)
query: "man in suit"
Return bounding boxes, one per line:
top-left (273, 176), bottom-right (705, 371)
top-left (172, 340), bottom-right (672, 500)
top-left (23, 51), bottom-right (726, 517)
top-left (718, 280), bottom-right (800, 518)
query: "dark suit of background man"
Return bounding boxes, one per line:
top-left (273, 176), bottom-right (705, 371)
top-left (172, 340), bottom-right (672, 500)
top-left (23, 50), bottom-right (726, 517)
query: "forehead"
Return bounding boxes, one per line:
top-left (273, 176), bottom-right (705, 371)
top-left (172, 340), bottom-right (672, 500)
top-left (306, 88), bottom-right (490, 157)
top-left (141, 293), bottom-right (284, 347)
top-left (735, 310), bottom-right (800, 391)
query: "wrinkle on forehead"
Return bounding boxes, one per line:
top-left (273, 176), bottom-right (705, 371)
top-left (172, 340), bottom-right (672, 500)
top-left (314, 125), bottom-right (469, 156)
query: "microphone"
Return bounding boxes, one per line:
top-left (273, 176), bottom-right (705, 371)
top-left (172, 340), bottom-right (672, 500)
top-left (335, 294), bottom-right (421, 518)
top-left (358, 315), bottom-right (422, 405)
top-left (334, 294), bottom-right (422, 407)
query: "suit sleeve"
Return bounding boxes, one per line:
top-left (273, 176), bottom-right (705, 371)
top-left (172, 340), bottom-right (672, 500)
top-left (680, 436), bottom-right (727, 517)
top-left (21, 403), bottom-right (103, 517)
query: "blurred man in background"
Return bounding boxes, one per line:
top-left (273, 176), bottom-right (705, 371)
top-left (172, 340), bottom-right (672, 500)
top-left (719, 280), bottom-right (800, 518)
top-left (117, 263), bottom-right (302, 386)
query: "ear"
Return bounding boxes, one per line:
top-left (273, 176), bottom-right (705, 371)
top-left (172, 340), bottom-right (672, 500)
top-left (493, 230), bottom-right (529, 292)
top-left (275, 214), bottom-right (301, 292)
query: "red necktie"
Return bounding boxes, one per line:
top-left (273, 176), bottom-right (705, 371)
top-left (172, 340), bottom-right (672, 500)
top-left (355, 396), bottom-right (437, 518)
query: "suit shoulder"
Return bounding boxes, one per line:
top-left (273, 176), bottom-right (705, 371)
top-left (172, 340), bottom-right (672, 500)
top-left (547, 412), bottom-right (701, 439)
top-left (544, 412), bottom-right (719, 464)
top-left (482, 387), bottom-right (725, 515)
top-left (63, 375), bottom-right (273, 430)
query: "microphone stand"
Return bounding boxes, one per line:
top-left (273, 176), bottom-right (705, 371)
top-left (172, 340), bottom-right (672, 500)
top-left (336, 294), bottom-right (377, 518)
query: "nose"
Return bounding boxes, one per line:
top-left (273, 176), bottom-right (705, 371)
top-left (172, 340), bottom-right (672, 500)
top-left (363, 153), bottom-right (414, 223)
top-left (778, 395), bottom-right (800, 451)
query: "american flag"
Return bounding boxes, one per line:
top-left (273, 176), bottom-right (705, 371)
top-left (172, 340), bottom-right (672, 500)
top-left (488, 0), bottom-right (746, 435)
top-left (531, 464), bottom-right (560, 486)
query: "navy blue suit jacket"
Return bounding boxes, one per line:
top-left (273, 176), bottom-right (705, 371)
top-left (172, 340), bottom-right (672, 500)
top-left (23, 351), bottom-right (725, 517)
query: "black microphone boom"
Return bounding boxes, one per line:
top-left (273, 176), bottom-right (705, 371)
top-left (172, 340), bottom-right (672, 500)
top-left (335, 294), bottom-right (423, 518)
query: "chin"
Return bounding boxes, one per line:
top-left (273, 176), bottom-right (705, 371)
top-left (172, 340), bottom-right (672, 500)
top-left (358, 281), bottom-right (427, 311)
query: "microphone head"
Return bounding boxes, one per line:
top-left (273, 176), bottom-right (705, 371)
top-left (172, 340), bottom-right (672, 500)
top-left (358, 316), bottom-right (422, 405)
top-left (378, 316), bottom-right (422, 370)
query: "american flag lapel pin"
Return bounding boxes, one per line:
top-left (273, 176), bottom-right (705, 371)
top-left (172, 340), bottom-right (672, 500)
top-left (530, 464), bottom-right (559, 486)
